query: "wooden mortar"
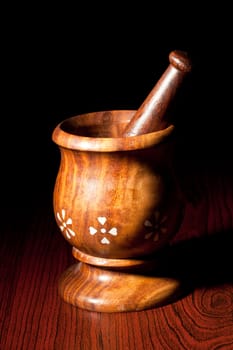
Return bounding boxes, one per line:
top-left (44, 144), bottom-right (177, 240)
top-left (52, 111), bottom-right (185, 312)
top-left (52, 50), bottom-right (192, 312)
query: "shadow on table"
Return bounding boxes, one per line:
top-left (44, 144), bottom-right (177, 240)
top-left (157, 230), bottom-right (233, 288)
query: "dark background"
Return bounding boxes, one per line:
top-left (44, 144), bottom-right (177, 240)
top-left (2, 5), bottom-right (232, 212)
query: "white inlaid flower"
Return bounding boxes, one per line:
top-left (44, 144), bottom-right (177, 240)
top-left (144, 210), bottom-right (167, 241)
top-left (56, 209), bottom-right (76, 239)
top-left (89, 216), bottom-right (118, 245)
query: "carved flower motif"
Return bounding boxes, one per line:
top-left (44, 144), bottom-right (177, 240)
top-left (144, 210), bottom-right (167, 241)
top-left (56, 209), bottom-right (76, 239)
top-left (89, 216), bottom-right (118, 245)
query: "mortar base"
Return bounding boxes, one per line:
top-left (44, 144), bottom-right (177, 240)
top-left (58, 259), bottom-right (184, 312)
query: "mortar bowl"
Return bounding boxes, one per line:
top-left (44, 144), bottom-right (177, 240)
top-left (52, 110), bottom-right (184, 312)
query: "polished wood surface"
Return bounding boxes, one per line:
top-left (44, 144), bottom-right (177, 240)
top-left (122, 50), bottom-right (192, 136)
top-left (1, 160), bottom-right (232, 349)
top-left (52, 110), bottom-right (184, 312)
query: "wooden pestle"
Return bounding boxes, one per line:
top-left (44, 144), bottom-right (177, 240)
top-left (122, 50), bottom-right (192, 137)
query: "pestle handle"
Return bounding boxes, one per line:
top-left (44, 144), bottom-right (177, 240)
top-left (122, 50), bottom-right (192, 137)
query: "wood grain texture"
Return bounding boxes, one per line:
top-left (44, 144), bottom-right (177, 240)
top-left (52, 111), bottom-right (180, 260)
top-left (1, 160), bottom-right (232, 349)
top-left (52, 110), bottom-right (185, 311)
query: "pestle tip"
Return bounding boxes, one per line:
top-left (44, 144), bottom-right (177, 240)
top-left (169, 50), bottom-right (192, 73)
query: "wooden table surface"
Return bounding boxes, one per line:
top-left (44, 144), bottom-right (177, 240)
top-left (1, 160), bottom-right (233, 350)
